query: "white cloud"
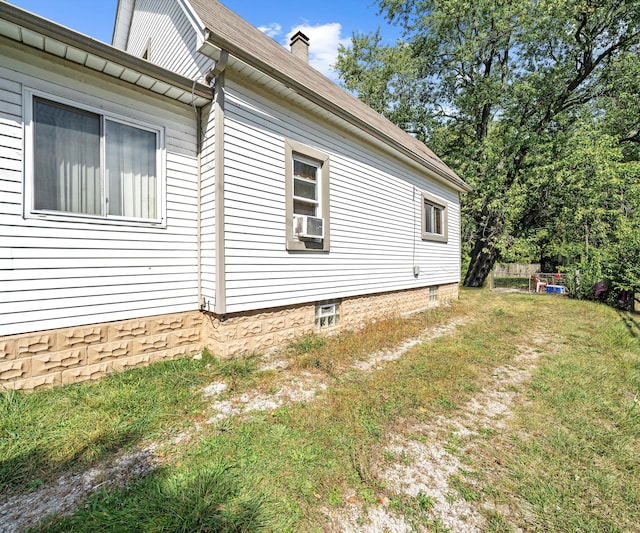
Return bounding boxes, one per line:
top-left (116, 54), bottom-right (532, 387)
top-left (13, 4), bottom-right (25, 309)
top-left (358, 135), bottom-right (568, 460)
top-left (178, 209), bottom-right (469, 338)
top-left (257, 20), bottom-right (351, 81)
top-left (257, 22), bottom-right (282, 39)
top-left (286, 23), bottom-right (351, 81)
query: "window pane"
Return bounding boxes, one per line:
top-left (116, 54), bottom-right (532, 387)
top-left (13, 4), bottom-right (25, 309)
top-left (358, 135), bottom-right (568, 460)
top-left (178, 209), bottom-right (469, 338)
top-left (315, 301), bottom-right (340, 329)
top-left (106, 120), bottom-right (157, 219)
top-left (294, 159), bottom-right (318, 181)
top-left (34, 99), bottom-right (101, 214)
top-left (294, 199), bottom-right (316, 216)
top-left (434, 207), bottom-right (443, 235)
top-left (424, 202), bottom-right (444, 235)
top-left (294, 177), bottom-right (317, 200)
top-left (424, 203), bottom-right (434, 233)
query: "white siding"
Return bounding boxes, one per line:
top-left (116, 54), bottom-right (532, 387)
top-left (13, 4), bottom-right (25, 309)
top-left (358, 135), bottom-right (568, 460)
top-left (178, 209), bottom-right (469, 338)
top-left (222, 79), bottom-right (462, 313)
top-left (126, 0), bottom-right (211, 80)
top-left (0, 77), bottom-right (22, 224)
top-left (0, 43), bottom-right (200, 337)
top-left (200, 102), bottom-right (216, 307)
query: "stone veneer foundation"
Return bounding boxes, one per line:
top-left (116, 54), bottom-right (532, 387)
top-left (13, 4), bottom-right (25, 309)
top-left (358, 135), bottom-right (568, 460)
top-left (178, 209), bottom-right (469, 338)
top-left (1, 283), bottom-right (458, 390)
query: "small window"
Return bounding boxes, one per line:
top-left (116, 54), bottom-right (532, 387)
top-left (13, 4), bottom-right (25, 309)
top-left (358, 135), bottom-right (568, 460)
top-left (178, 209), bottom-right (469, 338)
top-left (429, 286), bottom-right (438, 303)
top-left (421, 192), bottom-right (448, 242)
top-left (28, 95), bottom-right (162, 223)
top-left (293, 155), bottom-right (320, 217)
top-left (285, 139), bottom-right (330, 252)
top-left (424, 202), bottom-right (444, 235)
top-left (315, 300), bottom-right (340, 329)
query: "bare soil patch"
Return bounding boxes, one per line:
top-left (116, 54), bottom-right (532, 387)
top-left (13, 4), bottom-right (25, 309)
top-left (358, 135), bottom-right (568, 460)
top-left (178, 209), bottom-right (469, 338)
top-left (0, 446), bottom-right (157, 533)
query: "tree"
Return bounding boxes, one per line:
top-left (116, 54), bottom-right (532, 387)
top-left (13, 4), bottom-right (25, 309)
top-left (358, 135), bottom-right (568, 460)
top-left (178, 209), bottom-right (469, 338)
top-left (602, 52), bottom-right (640, 161)
top-left (336, 0), bottom-right (640, 286)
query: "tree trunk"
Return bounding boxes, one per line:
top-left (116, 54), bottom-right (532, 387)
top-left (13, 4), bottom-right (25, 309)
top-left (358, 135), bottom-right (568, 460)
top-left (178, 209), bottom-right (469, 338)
top-left (463, 238), bottom-right (500, 287)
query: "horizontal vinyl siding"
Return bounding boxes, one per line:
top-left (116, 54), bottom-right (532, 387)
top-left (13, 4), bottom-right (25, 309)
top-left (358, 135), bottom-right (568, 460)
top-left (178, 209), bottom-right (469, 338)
top-left (222, 80), bottom-right (461, 313)
top-left (126, 0), bottom-right (211, 79)
top-left (200, 102), bottom-right (216, 305)
top-left (0, 77), bottom-right (22, 225)
top-left (0, 47), bottom-right (200, 337)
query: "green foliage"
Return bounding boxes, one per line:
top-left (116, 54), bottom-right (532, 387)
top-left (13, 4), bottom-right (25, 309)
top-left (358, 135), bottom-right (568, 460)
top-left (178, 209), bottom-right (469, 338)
top-left (211, 355), bottom-right (258, 381)
top-left (336, 32), bottom-right (433, 138)
top-left (528, 119), bottom-right (640, 301)
top-left (287, 334), bottom-right (326, 355)
top-left (336, 0), bottom-right (640, 288)
top-left (604, 215), bottom-right (640, 292)
top-left (602, 52), bottom-right (640, 162)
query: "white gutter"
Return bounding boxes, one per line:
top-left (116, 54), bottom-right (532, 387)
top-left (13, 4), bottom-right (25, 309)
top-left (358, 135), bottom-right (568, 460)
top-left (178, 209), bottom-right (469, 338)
top-left (0, 2), bottom-right (211, 106)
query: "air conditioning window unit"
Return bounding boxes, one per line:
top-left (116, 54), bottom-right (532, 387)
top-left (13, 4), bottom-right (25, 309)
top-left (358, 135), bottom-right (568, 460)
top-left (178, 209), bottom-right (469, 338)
top-left (293, 214), bottom-right (324, 239)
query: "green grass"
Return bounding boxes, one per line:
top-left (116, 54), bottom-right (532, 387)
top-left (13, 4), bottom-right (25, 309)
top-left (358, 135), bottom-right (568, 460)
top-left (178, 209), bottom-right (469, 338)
top-left (32, 461), bottom-right (272, 532)
top-left (1, 290), bottom-right (638, 532)
top-left (0, 356), bottom-right (212, 495)
top-left (479, 298), bottom-right (640, 532)
top-left (493, 276), bottom-right (531, 290)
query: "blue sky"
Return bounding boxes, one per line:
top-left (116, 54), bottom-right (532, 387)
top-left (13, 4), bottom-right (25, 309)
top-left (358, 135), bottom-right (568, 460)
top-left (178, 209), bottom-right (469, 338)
top-left (7, 0), bottom-right (401, 80)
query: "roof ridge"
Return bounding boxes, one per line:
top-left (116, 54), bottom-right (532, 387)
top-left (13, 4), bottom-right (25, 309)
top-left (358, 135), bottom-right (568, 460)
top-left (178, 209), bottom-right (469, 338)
top-left (188, 0), bottom-right (470, 191)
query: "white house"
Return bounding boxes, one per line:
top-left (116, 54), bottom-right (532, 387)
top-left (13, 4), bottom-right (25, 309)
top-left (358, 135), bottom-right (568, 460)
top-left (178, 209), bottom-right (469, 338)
top-left (0, 0), bottom-right (470, 390)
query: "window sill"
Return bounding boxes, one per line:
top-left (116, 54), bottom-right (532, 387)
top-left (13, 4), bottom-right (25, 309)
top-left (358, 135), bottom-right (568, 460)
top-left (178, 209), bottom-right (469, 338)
top-left (421, 233), bottom-right (448, 243)
top-left (286, 237), bottom-right (329, 252)
top-left (25, 210), bottom-right (166, 229)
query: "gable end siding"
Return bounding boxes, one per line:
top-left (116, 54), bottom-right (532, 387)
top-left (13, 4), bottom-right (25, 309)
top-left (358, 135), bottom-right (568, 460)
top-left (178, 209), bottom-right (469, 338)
top-left (125, 0), bottom-right (211, 80)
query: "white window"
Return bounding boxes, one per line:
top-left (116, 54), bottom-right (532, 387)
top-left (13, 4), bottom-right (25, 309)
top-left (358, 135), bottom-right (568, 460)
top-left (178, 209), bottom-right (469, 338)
top-left (430, 286), bottom-right (438, 303)
top-left (293, 155), bottom-right (320, 217)
top-left (315, 300), bottom-right (340, 329)
top-left (26, 93), bottom-right (163, 224)
top-left (421, 192), bottom-right (448, 242)
top-left (424, 202), bottom-right (443, 235)
top-left (285, 139), bottom-right (330, 252)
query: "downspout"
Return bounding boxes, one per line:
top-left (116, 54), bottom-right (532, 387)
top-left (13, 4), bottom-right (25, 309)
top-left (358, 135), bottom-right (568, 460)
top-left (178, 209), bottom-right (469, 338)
top-left (196, 105), bottom-right (203, 310)
top-left (206, 51), bottom-right (229, 317)
top-left (192, 76), bottom-right (206, 312)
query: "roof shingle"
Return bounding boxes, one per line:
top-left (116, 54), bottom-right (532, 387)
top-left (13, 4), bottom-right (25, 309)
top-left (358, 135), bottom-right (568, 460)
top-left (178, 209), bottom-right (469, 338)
top-left (188, 0), bottom-right (470, 192)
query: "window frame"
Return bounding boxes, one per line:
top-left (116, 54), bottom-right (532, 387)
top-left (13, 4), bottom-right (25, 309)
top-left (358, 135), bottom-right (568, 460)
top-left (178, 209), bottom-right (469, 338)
top-left (23, 88), bottom-right (166, 227)
top-left (421, 192), bottom-right (448, 243)
top-left (285, 138), bottom-right (330, 252)
top-left (315, 300), bottom-right (340, 329)
top-left (429, 285), bottom-right (439, 303)
top-left (292, 153), bottom-right (321, 217)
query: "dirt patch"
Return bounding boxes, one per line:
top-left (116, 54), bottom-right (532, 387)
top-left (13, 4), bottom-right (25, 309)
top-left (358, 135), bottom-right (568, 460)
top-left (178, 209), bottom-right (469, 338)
top-left (0, 446), bottom-right (157, 533)
top-left (352, 320), bottom-right (466, 372)
top-left (206, 371), bottom-right (329, 423)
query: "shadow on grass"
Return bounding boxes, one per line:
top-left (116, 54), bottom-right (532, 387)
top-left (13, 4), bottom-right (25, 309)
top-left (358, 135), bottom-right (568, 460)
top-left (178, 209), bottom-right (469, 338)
top-left (617, 309), bottom-right (640, 339)
top-left (0, 422), bottom-right (147, 494)
top-left (32, 461), bottom-right (272, 532)
top-left (0, 354), bottom-right (213, 497)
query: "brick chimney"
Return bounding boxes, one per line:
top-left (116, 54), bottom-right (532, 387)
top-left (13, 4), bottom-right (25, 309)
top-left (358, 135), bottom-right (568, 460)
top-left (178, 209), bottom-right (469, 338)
top-left (290, 31), bottom-right (310, 63)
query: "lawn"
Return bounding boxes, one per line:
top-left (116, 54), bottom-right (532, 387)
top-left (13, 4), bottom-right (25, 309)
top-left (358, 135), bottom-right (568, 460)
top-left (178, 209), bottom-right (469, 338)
top-left (1, 289), bottom-right (638, 531)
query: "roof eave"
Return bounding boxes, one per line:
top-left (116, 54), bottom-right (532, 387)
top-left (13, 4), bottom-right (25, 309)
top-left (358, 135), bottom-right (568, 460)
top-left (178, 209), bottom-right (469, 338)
top-left (0, 2), bottom-right (212, 105)
top-left (200, 32), bottom-right (471, 193)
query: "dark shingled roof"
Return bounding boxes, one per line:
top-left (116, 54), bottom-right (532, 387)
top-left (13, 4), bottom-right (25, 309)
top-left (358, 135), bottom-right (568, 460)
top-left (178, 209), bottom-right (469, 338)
top-left (189, 0), bottom-right (470, 192)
